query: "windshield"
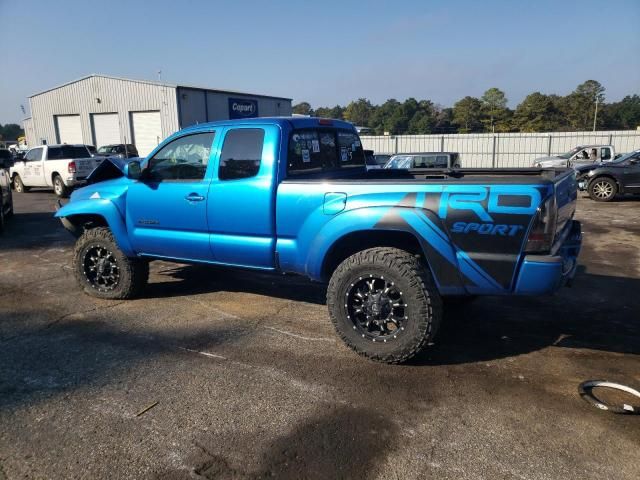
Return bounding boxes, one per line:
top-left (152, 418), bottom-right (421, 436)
top-left (384, 156), bottom-right (409, 169)
top-left (559, 147), bottom-right (583, 159)
top-left (610, 150), bottom-right (640, 164)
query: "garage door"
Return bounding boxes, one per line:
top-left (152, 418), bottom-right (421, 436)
top-left (131, 111), bottom-right (162, 157)
top-left (92, 113), bottom-right (121, 148)
top-left (55, 115), bottom-right (83, 144)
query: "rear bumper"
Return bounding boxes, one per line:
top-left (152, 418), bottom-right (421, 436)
top-left (513, 220), bottom-right (582, 295)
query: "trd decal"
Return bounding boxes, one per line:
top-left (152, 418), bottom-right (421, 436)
top-left (451, 222), bottom-right (524, 236)
top-left (438, 186), bottom-right (541, 222)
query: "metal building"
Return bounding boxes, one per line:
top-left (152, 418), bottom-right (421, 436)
top-left (23, 74), bottom-right (292, 156)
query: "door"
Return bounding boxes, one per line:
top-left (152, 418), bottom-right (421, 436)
top-left (0, 150), bottom-right (10, 206)
top-left (22, 147), bottom-right (44, 186)
top-left (126, 130), bottom-right (217, 261)
top-left (207, 126), bottom-right (278, 269)
top-left (91, 113), bottom-right (121, 148)
top-left (55, 115), bottom-right (83, 144)
top-left (622, 153), bottom-right (640, 192)
top-left (131, 111), bottom-right (162, 157)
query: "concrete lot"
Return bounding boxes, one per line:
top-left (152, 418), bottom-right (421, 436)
top-left (0, 189), bottom-right (639, 480)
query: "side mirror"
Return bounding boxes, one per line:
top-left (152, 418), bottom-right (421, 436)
top-left (126, 160), bottom-right (142, 179)
top-left (629, 158), bottom-right (639, 164)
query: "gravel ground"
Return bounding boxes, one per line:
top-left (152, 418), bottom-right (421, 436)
top-left (0, 190), bottom-right (638, 480)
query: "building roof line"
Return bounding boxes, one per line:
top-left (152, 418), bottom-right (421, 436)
top-left (29, 74), bottom-right (292, 101)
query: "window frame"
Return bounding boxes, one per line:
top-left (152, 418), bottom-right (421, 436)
top-left (144, 131), bottom-right (216, 183)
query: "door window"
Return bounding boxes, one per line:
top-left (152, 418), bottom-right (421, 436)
top-left (219, 128), bottom-right (264, 180)
top-left (26, 148), bottom-right (42, 161)
top-left (601, 147), bottom-right (611, 161)
top-left (147, 132), bottom-right (214, 181)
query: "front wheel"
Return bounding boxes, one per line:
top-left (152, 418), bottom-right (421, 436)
top-left (588, 177), bottom-right (617, 202)
top-left (327, 247), bottom-right (442, 364)
top-left (73, 227), bottom-right (149, 299)
top-left (12, 174), bottom-right (29, 193)
top-left (53, 175), bottom-right (69, 198)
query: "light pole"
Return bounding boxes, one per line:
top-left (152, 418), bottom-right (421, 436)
top-left (592, 96), bottom-right (599, 132)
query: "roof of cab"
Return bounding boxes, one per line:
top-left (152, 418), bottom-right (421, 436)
top-left (179, 116), bottom-right (355, 134)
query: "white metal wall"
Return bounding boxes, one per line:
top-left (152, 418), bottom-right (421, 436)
top-left (361, 130), bottom-right (640, 168)
top-left (29, 76), bottom-right (179, 147)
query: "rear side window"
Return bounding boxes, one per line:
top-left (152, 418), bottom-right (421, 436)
top-left (47, 146), bottom-right (90, 160)
top-left (601, 147), bottom-right (611, 160)
top-left (219, 128), bottom-right (264, 180)
top-left (287, 128), bottom-right (365, 176)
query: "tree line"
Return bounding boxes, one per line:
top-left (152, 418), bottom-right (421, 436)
top-left (293, 80), bottom-right (640, 135)
top-left (0, 123), bottom-right (24, 141)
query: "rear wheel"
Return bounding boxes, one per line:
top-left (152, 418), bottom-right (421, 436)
top-left (588, 177), bottom-right (617, 202)
top-left (327, 247), bottom-right (442, 364)
top-left (73, 227), bottom-right (149, 299)
top-left (53, 175), bottom-right (69, 198)
top-left (12, 174), bottom-right (29, 193)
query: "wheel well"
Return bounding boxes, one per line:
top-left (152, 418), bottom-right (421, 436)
top-left (590, 174), bottom-right (619, 188)
top-left (51, 172), bottom-right (61, 183)
top-left (65, 214), bottom-right (108, 233)
top-left (321, 230), bottom-right (425, 281)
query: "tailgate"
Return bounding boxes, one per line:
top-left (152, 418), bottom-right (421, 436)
top-left (75, 157), bottom-right (103, 178)
top-left (552, 169), bottom-right (578, 248)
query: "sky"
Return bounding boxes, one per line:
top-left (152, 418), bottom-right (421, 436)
top-left (0, 0), bottom-right (639, 124)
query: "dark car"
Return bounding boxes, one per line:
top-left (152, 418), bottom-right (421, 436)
top-left (95, 144), bottom-right (138, 159)
top-left (576, 149), bottom-right (640, 202)
top-left (85, 145), bottom-right (97, 155)
top-left (0, 149), bottom-right (14, 231)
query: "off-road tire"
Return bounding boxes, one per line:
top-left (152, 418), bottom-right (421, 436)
top-left (73, 227), bottom-right (149, 299)
top-left (588, 177), bottom-right (617, 202)
top-left (12, 174), bottom-right (29, 193)
top-left (327, 247), bottom-right (442, 364)
top-left (53, 174), bottom-right (69, 198)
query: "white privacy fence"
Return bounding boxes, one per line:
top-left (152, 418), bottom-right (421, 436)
top-left (360, 130), bottom-right (640, 168)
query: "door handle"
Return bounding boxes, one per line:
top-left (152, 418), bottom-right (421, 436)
top-left (185, 193), bottom-right (205, 202)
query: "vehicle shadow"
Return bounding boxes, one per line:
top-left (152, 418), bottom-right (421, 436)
top-left (145, 264), bottom-right (639, 363)
top-left (159, 406), bottom-right (398, 480)
top-left (145, 263), bottom-right (327, 305)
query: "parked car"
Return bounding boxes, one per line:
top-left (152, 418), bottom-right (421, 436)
top-left (0, 149), bottom-right (15, 231)
top-left (575, 149), bottom-right (640, 201)
top-left (534, 145), bottom-right (615, 168)
top-left (10, 144), bottom-right (103, 197)
top-left (363, 150), bottom-right (391, 171)
top-left (384, 152), bottom-right (461, 169)
top-left (95, 144), bottom-right (138, 159)
top-left (55, 117), bottom-right (581, 364)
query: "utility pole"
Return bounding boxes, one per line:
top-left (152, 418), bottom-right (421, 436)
top-left (593, 96), bottom-right (599, 132)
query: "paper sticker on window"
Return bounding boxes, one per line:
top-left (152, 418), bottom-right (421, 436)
top-left (341, 147), bottom-right (348, 162)
top-left (302, 149), bottom-right (310, 163)
top-left (312, 139), bottom-right (320, 153)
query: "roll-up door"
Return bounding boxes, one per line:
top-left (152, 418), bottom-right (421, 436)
top-left (55, 115), bottom-right (83, 144)
top-left (131, 111), bottom-right (162, 156)
top-left (92, 113), bottom-right (121, 147)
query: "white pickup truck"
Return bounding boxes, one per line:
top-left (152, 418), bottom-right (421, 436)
top-left (10, 145), bottom-right (103, 197)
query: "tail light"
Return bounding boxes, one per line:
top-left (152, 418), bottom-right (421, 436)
top-left (524, 195), bottom-right (557, 253)
top-left (68, 161), bottom-right (76, 174)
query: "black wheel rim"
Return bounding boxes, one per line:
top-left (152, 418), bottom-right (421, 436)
top-left (345, 275), bottom-right (407, 342)
top-left (83, 245), bottom-right (120, 291)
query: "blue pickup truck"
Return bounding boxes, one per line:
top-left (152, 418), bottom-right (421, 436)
top-left (55, 117), bottom-right (581, 363)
